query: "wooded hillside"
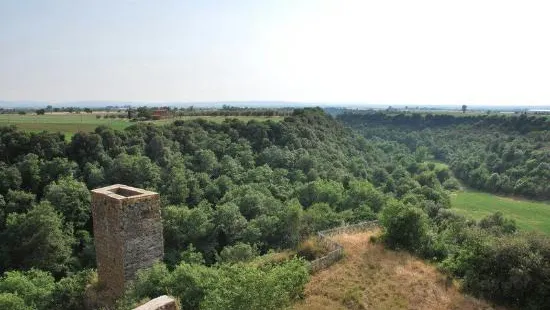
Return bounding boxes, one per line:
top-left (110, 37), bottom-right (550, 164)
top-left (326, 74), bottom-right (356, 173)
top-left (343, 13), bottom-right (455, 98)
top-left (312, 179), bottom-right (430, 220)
top-left (0, 109), bottom-right (548, 309)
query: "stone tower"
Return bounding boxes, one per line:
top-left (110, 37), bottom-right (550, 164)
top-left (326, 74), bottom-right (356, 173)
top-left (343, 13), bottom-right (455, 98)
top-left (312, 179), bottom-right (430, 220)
top-left (91, 184), bottom-right (164, 300)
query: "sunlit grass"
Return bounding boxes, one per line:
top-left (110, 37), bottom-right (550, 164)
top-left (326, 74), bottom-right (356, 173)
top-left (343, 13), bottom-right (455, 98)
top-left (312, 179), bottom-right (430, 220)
top-left (294, 230), bottom-right (493, 310)
top-left (451, 191), bottom-right (550, 234)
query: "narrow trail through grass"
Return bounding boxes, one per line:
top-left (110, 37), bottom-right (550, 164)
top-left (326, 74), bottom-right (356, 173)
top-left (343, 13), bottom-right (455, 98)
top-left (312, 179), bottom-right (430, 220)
top-left (294, 230), bottom-right (499, 310)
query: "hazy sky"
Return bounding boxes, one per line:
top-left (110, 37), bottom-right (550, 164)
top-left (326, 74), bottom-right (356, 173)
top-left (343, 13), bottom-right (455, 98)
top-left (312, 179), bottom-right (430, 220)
top-left (1, 0), bottom-right (550, 106)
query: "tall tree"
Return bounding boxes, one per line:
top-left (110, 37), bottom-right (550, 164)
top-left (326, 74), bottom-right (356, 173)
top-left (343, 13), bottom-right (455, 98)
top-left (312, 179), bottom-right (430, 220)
top-left (44, 176), bottom-right (91, 230)
top-left (1, 202), bottom-right (73, 275)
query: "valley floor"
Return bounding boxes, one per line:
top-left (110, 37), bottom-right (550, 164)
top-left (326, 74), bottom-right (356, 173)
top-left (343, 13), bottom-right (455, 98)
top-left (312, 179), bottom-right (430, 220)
top-left (294, 230), bottom-right (501, 310)
top-left (451, 191), bottom-right (550, 234)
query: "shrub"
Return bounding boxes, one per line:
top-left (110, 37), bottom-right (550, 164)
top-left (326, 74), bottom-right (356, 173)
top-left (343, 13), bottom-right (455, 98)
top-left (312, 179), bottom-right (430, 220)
top-left (478, 212), bottom-right (517, 235)
top-left (442, 178), bottom-right (461, 190)
top-left (296, 237), bottom-right (326, 260)
top-left (380, 200), bottom-right (429, 253)
top-left (123, 259), bottom-right (309, 310)
top-left (219, 243), bottom-right (258, 264)
top-left (461, 233), bottom-right (550, 308)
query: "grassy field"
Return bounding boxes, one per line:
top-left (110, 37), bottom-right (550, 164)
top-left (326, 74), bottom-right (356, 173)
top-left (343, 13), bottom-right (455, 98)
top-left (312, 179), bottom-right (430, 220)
top-left (0, 113), bottom-right (131, 136)
top-left (0, 113), bottom-right (283, 138)
top-left (294, 230), bottom-right (497, 310)
top-left (451, 191), bottom-right (550, 234)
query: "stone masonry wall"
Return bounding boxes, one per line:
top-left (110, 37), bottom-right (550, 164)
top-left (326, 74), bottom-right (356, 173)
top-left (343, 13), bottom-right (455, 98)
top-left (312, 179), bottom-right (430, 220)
top-left (309, 220), bottom-right (379, 273)
top-left (121, 195), bottom-right (164, 282)
top-left (91, 191), bottom-right (125, 301)
top-left (91, 184), bottom-right (164, 303)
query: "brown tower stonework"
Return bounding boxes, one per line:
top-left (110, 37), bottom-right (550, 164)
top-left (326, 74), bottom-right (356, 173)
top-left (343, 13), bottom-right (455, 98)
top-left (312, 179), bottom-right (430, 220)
top-left (91, 184), bottom-right (164, 301)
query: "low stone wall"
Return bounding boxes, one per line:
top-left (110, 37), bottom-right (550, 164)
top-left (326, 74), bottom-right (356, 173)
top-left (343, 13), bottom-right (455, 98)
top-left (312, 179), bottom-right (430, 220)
top-left (132, 295), bottom-right (178, 310)
top-left (309, 220), bottom-right (379, 273)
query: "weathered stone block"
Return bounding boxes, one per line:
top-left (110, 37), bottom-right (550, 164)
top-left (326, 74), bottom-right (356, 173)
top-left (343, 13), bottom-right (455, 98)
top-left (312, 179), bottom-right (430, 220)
top-left (91, 184), bottom-right (164, 301)
top-left (133, 295), bottom-right (178, 310)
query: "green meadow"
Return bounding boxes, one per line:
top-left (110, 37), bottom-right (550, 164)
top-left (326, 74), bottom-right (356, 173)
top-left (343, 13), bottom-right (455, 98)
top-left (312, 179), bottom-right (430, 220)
top-left (451, 190), bottom-right (550, 234)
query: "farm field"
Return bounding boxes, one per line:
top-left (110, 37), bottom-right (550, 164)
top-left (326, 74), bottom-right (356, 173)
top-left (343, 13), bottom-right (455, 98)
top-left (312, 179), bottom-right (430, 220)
top-left (0, 113), bottom-right (131, 137)
top-left (0, 113), bottom-right (283, 137)
top-left (451, 191), bottom-right (550, 234)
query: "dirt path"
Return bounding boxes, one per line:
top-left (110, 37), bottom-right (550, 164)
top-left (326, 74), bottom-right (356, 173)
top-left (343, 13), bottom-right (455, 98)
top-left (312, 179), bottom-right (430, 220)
top-left (294, 230), bottom-right (501, 310)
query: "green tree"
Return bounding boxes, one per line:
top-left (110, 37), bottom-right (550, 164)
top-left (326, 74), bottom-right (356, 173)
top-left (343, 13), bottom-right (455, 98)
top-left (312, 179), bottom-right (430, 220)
top-left (0, 269), bottom-right (55, 310)
top-left (4, 190), bottom-right (35, 214)
top-left (381, 200), bottom-right (429, 253)
top-left (82, 162), bottom-right (105, 188)
top-left (297, 179), bottom-right (344, 208)
top-left (0, 293), bottom-right (30, 310)
top-left (219, 243), bottom-right (258, 264)
top-left (192, 149), bottom-right (218, 175)
top-left (67, 132), bottom-right (104, 166)
top-left (50, 269), bottom-right (95, 310)
top-left (108, 154), bottom-right (161, 189)
top-left (214, 203), bottom-right (248, 246)
top-left (178, 244), bottom-right (205, 265)
top-left (341, 180), bottom-right (385, 212)
top-left (162, 204), bottom-right (215, 264)
top-left (0, 163), bottom-right (22, 195)
top-left (461, 105), bottom-right (467, 113)
top-left (39, 158), bottom-right (78, 191)
top-left (1, 202), bottom-right (73, 275)
top-left (16, 154), bottom-right (41, 193)
top-left (136, 106), bottom-right (153, 119)
top-left (44, 176), bottom-right (91, 229)
top-left (160, 161), bottom-right (189, 205)
top-left (301, 203), bottom-right (342, 235)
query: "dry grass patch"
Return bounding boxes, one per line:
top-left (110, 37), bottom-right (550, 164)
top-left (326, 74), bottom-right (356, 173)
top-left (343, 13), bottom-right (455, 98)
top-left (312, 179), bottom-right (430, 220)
top-left (294, 230), bottom-right (502, 310)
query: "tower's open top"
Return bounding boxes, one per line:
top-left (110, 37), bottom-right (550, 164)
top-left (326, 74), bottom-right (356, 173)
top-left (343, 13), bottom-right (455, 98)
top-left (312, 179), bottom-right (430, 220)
top-left (92, 184), bottom-right (157, 200)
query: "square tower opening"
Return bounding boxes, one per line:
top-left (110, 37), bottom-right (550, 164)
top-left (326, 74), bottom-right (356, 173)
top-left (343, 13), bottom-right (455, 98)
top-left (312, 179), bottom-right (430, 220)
top-left (92, 184), bottom-right (157, 200)
top-left (108, 187), bottom-right (143, 197)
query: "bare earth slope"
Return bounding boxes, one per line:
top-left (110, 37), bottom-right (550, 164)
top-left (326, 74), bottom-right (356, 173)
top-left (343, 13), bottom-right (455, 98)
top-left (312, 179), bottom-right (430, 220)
top-left (294, 230), bottom-right (501, 310)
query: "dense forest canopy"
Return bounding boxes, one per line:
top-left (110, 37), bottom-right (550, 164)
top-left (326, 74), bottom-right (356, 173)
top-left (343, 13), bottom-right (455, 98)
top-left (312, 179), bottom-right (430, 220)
top-left (339, 112), bottom-right (550, 200)
top-left (0, 108), bottom-right (549, 309)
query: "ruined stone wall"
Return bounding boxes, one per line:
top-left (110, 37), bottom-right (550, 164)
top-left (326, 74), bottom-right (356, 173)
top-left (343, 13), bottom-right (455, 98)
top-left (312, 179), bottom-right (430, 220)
top-left (91, 184), bottom-right (164, 302)
top-left (132, 296), bottom-right (178, 310)
top-left (309, 220), bottom-right (379, 273)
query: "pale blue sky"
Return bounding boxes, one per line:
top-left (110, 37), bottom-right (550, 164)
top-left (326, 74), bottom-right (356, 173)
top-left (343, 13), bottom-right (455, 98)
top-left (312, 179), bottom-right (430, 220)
top-left (1, 0), bottom-right (550, 106)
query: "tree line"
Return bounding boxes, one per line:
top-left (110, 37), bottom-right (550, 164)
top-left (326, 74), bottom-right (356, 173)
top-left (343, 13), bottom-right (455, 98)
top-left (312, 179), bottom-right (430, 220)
top-left (339, 112), bottom-right (550, 200)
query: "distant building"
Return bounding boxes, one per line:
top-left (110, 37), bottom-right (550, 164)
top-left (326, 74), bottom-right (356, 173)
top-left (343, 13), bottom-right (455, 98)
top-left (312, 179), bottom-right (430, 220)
top-left (152, 108), bottom-right (171, 119)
